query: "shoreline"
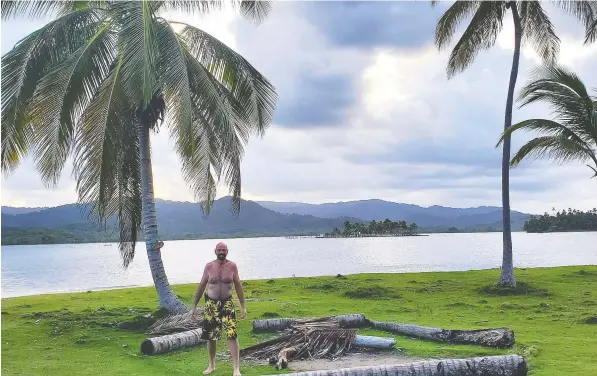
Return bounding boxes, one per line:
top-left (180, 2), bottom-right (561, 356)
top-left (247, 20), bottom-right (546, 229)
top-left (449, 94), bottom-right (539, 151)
top-left (3, 264), bottom-right (596, 301)
top-left (6, 229), bottom-right (566, 247)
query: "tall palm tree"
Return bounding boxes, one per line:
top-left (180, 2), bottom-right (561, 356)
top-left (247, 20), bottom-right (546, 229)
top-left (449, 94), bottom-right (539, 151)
top-left (433, 1), bottom-right (596, 287)
top-left (1, 0), bottom-right (277, 313)
top-left (497, 65), bottom-right (597, 179)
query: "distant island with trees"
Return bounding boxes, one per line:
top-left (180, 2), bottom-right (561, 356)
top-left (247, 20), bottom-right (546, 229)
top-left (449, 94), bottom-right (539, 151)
top-left (323, 219), bottom-right (421, 238)
top-left (523, 209), bottom-right (597, 233)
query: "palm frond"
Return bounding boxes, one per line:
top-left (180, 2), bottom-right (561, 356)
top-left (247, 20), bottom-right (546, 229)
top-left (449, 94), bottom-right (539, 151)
top-left (1, 0), bottom-right (75, 19)
top-left (238, 1), bottom-right (272, 24)
top-left (434, 1), bottom-right (480, 50)
top-left (555, 0), bottom-right (597, 45)
top-left (509, 134), bottom-right (594, 167)
top-left (179, 22), bottom-right (277, 134)
top-left (173, 22), bottom-right (277, 213)
top-left (586, 18), bottom-right (597, 44)
top-left (159, 0), bottom-right (271, 24)
top-left (28, 23), bottom-right (116, 186)
top-left (497, 118), bottom-right (591, 150)
top-left (153, 20), bottom-right (193, 156)
top-left (445, 1), bottom-right (506, 78)
top-left (110, 0), bottom-right (161, 106)
top-left (555, 0), bottom-right (597, 29)
top-left (158, 0), bottom-right (226, 15)
top-left (116, 113), bottom-right (143, 268)
top-left (178, 47), bottom-right (239, 214)
top-left (73, 57), bottom-right (141, 268)
top-left (519, 1), bottom-right (559, 63)
top-left (518, 65), bottom-right (593, 141)
top-left (55, 1), bottom-right (107, 16)
top-left (504, 65), bottom-right (597, 176)
top-left (1, 8), bottom-right (103, 173)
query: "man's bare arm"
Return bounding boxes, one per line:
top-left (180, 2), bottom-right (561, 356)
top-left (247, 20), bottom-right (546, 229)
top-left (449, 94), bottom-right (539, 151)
top-left (232, 263), bottom-right (246, 316)
top-left (192, 265), bottom-right (209, 312)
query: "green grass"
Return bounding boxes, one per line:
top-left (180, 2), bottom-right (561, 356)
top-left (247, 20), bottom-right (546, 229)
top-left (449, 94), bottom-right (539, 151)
top-left (2, 266), bottom-right (597, 375)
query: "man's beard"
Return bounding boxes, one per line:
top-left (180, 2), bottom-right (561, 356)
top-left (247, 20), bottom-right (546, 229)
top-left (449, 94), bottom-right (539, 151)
top-left (217, 254), bottom-right (226, 260)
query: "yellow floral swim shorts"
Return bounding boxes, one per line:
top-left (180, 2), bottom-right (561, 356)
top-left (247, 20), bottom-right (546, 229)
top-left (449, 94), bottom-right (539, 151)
top-left (200, 294), bottom-right (238, 341)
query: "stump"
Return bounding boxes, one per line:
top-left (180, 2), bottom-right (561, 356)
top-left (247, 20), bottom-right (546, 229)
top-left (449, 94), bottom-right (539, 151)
top-left (140, 328), bottom-right (205, 355)
top-left (369, 320), bottom-right (514, 348)
top-left (274, 347), bottom-right (296, 369)
top-left (265, 354), bottom-right (528, 376)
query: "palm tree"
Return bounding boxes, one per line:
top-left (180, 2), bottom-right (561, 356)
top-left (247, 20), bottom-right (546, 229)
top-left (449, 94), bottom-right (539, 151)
top-left (433, 1), bottom-right (596, 287)
top-left (588, 16), bottom-right (597, 43)
top-left (497, 65), bottom-right (597, 179)
top-left (1, 1), bottom-right (277, 313)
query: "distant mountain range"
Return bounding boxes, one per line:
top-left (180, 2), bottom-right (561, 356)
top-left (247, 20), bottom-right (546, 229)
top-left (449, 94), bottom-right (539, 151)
top-left (1, 197), bottom-right (530, 245)
top-left (256, 199), bottom-right (529, 230)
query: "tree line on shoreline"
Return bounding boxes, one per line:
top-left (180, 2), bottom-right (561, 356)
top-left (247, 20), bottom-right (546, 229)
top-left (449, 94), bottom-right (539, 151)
top-left (524, 208), bottom-right (597, 233)
top-left (325, 219), bottom-right (419, 238)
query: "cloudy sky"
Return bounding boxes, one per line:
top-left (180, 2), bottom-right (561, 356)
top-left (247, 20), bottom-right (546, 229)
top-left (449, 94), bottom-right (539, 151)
top-left (1, 1), bottom-right (596, 214)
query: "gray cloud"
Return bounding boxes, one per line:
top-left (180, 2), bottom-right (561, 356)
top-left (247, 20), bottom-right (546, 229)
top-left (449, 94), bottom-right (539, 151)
top-left (299, 1), bottom-right (447, 49)
top-left (346, 141), bottom-right (501, 170)
top-left (274, 72), bottom-right (355, 127)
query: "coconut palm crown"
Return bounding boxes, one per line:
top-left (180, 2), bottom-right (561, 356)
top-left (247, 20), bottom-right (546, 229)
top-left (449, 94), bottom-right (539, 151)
top-left (498, 65), bottom-right (597, 178)
top-left (1, 0), bottom-right (277, 312)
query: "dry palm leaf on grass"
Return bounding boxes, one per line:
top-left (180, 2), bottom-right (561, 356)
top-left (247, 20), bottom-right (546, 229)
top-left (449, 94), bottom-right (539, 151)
top-left (241, 324), bottom-right (357, 367)
top-left (147, 308), bottom-right (204, 335)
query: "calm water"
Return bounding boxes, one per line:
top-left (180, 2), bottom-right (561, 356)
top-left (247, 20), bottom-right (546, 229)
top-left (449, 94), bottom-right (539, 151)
top-left (2, 232), bottom-right (596, 298)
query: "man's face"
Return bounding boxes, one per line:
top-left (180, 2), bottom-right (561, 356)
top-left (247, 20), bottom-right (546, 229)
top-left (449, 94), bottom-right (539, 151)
top-left (215, 245), bottom-right (228, 260)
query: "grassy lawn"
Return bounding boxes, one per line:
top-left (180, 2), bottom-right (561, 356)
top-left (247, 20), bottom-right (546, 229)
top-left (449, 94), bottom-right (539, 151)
top-left (2, 265), bottom-right (597, 375)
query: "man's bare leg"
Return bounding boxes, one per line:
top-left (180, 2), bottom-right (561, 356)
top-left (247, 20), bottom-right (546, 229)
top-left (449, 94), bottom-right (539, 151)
top-left (204, 340), bottom-right (217, 375)
top-left (229, 338), bottom-right (241, 376)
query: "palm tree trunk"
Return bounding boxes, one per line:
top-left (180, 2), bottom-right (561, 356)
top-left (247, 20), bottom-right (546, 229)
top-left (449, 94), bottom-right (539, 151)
top-left (268, 355), bottom-right (528, 376)
top-left (137, 121), bottom-right (188, 314)
top-left (499, 1), bottom-right (522, 288)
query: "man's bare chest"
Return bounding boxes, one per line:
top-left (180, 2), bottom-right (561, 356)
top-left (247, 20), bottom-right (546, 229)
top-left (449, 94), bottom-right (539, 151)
top-left (207, 267), bottom-right (233, 285)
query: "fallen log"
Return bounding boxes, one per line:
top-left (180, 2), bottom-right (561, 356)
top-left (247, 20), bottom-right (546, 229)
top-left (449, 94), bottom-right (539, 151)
top-left (353, 334), bottom-right (395, 349)
top-left (252, 314), bottom-right (368, 332)
top-left (140, 328), bottom-right (205, 355)
top-left (265, 354), bottom-right (528, 376)
top-left (253, 317), bottom-right (297, 332)
top-left (369, 320), bottom-right (514, 348)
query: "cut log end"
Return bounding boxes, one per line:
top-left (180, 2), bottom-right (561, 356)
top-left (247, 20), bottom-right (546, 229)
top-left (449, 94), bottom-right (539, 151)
top-left (337, 314), bottom-right (368, 328)
top-left (353, 335), bottom-right (395, 349)
top-left (140, 339), bottom-right (154, 355)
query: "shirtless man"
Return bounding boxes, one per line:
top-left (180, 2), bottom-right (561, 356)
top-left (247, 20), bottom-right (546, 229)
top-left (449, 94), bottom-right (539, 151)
top-left (191, 242), bottom-right (246, 376)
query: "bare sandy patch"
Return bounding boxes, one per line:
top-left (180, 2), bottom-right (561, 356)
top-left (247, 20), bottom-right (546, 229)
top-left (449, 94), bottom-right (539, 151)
top-left (287, 350), bottom-right (420, 372)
